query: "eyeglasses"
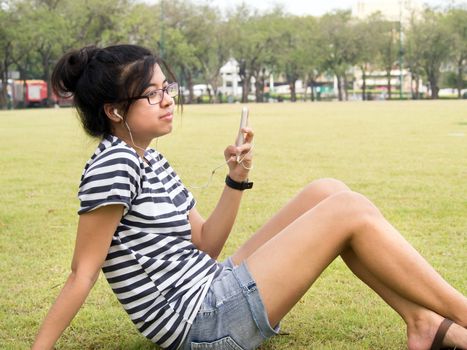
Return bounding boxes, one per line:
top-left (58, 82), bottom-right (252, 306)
top-left (128, 82), bottom-right (179, 105)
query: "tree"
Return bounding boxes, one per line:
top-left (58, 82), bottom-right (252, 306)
top-left (406, 9), bottom-right (452, 99)
top-left (229, 6), bottom-right (285, 103)
top-left (60, 0), bottom-right (130, 48)
top-left (375, 18), bottom-right (400, 100)
top-left (405, 12), bottom-right (425, 99)
top-left (190, 5), bottom-right (229, 103)
top-left (163, 27), bottom-right (200, 104)
top-left (444, 8), bottom-right (467, 98)
top-left (276, 15), bottom-right (308, 102)
top-left (0, 2), bottom-right (16, 108)
top-left (250, 10), bottom-right (285, 103)
top-left (299, 16), bottom-right (325, 102)
top-left (320, 10), bottom-right (358, 101)
top-left (354, 13), bottom-right (383, 100)
top-left (26, 2), bottom-right (68, 104)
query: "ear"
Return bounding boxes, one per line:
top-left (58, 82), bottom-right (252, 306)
top-left (104, 104), bottom-right (123, 123)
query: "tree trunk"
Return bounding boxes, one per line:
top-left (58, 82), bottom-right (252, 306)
top-left (241, 74), bottom-right (251, 103)
top-left (426, 66), bottom-right (439, 99)
top-left (430, 78), bottom-right (439, 99)
top-left (457, 60), bottom-right (463, 99)
top-left (254, 75), bottom-right (264, 103)
top-left (206, 87), bottom-right (212, 103)
top-left (310, 79), bottom-right (316, 102)
top-left (0, 43), bottom-right (12, 109)
top-left (337, 75), bottom-right (343, 101)
top-left (303, 79), bottom-right (308, 102)
top-left (361, 67), bottom-right (367, 101)
top-left (343, 75), bottom-right (349, 101)
top-left (41, 50), bottom-right (52, 106)
top-left (212, 87), bottom-right (218, 104)
top-left (386, 69), bottom-right (392, 100)
top-left (185, 70), bottom-right (194, 104)
top-left (0, 68), bottom-right (7, 109)
top-left (415, 76), bottom-right (420, 100)
top-left (290, 80), bottom-right (296, 102)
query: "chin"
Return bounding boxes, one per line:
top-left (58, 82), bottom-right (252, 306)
top-left (157, 125), bottom-right (173, 137)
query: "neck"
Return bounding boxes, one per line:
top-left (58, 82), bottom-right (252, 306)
top-left (112, 127), bottom-right (150, 158)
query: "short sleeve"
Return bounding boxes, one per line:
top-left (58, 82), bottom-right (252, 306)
top-left (78, 148), bottom-right (141, 215)
top-left (173, 172), bottom-right (196, 212)
top-left (185, 187), bottom-right (196, 211)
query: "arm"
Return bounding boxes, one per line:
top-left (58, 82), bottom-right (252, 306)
top-left (32, 205), bottom-right (123, 350)
top-left (190, 128), bottom-right (254, 259)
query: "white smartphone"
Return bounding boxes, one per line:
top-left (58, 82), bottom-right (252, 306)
top-left (235, 106), bottom-right (249, 147)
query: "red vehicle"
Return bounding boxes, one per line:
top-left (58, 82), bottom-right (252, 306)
top-left (11, 80), bottom-right (48, 107)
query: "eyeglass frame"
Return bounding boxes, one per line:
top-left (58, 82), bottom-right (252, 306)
top-left (123, 82), bottom-right (179, 105)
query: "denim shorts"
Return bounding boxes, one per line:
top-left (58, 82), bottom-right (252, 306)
top-left (180, 258), bottom-right (279, 350)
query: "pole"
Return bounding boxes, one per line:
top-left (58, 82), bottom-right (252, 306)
top-left (399, 0), bottom-right (404, 100)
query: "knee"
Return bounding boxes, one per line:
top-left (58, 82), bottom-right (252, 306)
top-left (303, 178), bottom-right (351, 202)
top-left (330, 191), bottom-right (382, 227)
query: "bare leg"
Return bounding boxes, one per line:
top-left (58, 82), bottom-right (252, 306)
top-left (231, 179), bottom-right (467, 349)
top-left (232, 178), bottom-right (349, 263)
top-left (342, 248), bottom-right (467, 350)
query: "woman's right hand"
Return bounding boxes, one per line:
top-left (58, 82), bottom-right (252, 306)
top-left (32, 205), bottom-right (124, 349)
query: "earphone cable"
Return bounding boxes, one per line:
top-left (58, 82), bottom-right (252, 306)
top-left (124, 119), bottom-right (254, 190)
top-left (187, 144), bottom-right (254, 190)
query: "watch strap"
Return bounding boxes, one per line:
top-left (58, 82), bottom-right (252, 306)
top-left (225, 175), bottom-right (253, 191)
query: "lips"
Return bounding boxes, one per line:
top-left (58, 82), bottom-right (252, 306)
top-left (160, 112), bottom-right (173, 121)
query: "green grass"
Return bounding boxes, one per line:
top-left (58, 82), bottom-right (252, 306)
top-left (1, 101), bottom-right (466, 349)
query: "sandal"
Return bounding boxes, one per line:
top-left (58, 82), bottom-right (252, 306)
top-left (430, 318), bottom-right (454, 350)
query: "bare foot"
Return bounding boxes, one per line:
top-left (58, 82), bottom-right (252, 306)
top-left (407, 311), bottom-right (467, 350)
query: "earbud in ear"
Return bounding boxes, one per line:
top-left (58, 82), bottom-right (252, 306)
top-left (114, 108), bottom-right (123, 120)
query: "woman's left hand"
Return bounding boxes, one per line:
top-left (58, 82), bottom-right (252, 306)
top-left (224, 127), bottom-right (254, 182)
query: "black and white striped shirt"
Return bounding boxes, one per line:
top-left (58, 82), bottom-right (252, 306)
top-left (78, 135), bottom-right (222, 349)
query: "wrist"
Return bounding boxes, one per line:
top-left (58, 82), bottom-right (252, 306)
top-left (228, 170), bottom-right (249, 183)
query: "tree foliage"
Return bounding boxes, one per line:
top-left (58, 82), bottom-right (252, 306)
top-left (0, 0), bottom-right (466, 108)
top-left (406, 9), bottom-right (453, 99)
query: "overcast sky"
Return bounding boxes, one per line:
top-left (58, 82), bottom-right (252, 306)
top-left (187, 0), bottom-right (465, 16)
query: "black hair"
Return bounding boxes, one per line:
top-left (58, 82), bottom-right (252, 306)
top-left (51, 44), bottom-right (177, 138)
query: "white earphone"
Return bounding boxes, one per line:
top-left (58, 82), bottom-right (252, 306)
top-left (114, 108), bottom-right (123, 120)
top-left (113, 108), bottom-right (147, 153)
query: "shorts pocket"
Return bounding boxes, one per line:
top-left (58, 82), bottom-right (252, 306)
top-left (191, 336), bottom-right (244, 350)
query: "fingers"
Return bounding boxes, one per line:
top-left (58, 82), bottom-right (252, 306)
top-left (236, 142), bottom-right (253, 158)
top-left (224, 127), bottom-right (254, 167)
top-left (241, 127), bottom-right (254, 144)
top-left (235, 127), bottom-right (254, 156)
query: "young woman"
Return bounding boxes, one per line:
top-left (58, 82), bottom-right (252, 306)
top-left (33, 44), bottom-right (466, 350)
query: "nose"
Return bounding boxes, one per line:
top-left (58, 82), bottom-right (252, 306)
top-left (160, 90), bottom-right (174, 107)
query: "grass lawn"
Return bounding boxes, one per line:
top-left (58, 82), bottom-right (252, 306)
top-left (0, 100), bottom-right (466, 349)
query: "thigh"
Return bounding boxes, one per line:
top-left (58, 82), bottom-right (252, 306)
top-left (245, 191), bottom-right (368, 327)
top-left (232, 178), bottom-right (350, 265)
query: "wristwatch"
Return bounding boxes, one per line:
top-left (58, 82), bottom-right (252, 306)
top-left (225, 175), bottom-right (253, 191)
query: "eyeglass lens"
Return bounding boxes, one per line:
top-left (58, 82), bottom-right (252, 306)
top-left (149, 83), bottom-right (178, 104)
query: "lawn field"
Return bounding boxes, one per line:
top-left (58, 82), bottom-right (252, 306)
top-left (0, 101), bottom-right (466, 349)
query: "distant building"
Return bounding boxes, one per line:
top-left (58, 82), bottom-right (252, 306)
top-left (352, 0), bottom-right (423, 23)
top-left (219, 58), bottom-right (242, 98)
top-left (352, 0), bottom-right (427, 98)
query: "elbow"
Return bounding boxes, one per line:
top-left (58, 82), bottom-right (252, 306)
top-left (192, 240), bottom-right (220, 261)
top-left (69, 268), bottom-right (100, 289)
top-left (209, 252), bottom-right (220, 261)
top-left (204, 247), bottom-right (221, 261)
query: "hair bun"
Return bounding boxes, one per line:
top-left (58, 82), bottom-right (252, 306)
top-left (51, 46), bottom-right (99, 96)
